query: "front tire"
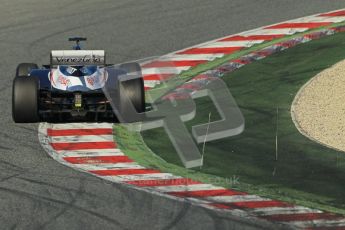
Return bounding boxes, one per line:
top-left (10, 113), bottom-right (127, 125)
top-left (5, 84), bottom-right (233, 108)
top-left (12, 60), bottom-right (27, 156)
top-left (12, 76), bottom-right (40, 123)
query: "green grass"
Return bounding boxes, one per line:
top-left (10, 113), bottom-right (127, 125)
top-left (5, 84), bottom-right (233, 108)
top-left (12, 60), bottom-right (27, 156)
top-left (115, 31), bottom-right (345, 214)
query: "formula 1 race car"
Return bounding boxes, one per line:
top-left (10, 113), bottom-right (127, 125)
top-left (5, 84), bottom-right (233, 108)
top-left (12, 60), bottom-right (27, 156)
top-left (12, 37), bottom-right (145, 123)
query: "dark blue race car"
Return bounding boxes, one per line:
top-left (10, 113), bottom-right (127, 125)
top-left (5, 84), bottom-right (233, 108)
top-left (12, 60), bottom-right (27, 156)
top-left (12, 38), bottom-right (145, 123)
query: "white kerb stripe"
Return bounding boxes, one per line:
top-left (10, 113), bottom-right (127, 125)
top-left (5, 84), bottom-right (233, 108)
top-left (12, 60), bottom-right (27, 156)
top-left (202, 195), bottom-right (270, 203)
top-left (105, 173), bottom-right (180, 182)
top-left (48, 123), bottom-right (113, 129)
top-left (160, 53), bottom-right (224, 61)
top-left (201, 40), bottom-right (264, 48)
top-left (57, 149), bottom-right (124, 157)
top-left (153, 184), bottom-right (225, 193)
top-left (49, 135), bottom-right (114, 143)
top-left (241, 28), bottom-right (308, 36)
top-left (72, 163), bottom-right (144, 171)
top-left (141, 66), bottom-right (191, 75)
top-left (143, 80), bottom-right (162, 88)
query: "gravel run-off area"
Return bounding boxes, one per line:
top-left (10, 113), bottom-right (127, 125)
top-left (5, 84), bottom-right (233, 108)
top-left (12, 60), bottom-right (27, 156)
top-left (292, 59), bottom-right (345, 152)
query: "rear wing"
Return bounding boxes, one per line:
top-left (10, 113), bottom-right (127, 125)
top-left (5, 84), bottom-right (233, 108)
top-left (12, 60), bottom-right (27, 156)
top-left (50, 50), bottom-right (106, 66)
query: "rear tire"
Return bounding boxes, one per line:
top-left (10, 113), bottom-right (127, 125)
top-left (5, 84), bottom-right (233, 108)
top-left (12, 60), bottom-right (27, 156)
top-left (119, 63), bottom-right (145, 113)
top-left (16, 63), bottom-right (38, 77)
top-left (120, 62), bottom-right (141, 75)
top-left (12, 76), bottom-right (40, 123)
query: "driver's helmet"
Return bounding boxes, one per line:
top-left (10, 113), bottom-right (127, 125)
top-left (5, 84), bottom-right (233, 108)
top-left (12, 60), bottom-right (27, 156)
top-left (59, 65), bottom-right (98, 77)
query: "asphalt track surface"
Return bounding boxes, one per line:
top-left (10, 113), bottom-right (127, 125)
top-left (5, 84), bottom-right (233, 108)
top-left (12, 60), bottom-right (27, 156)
top-left (1, 1), bottom-right (345, 229)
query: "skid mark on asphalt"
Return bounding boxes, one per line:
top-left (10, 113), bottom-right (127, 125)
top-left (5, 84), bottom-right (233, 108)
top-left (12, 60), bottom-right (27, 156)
top-left (0, 184), bottom-right (129, 229)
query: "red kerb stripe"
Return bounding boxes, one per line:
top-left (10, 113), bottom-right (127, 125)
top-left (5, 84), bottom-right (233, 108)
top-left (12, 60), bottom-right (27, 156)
top-left (231, 200), bottom-right (293, 209)
top-left (90, 169), bottom-right (161, 176)
top-left (51, 142), bottom-right (116, 150)
top-left (168, 189), bottom-right (246, 197)
top-left (47, 128), bottom-right (113, 136)
top-left (177, 47), bottom-right (242, 55)
top-left (319, 10), bottom-right (345, 17)
top-left (143, 74), bottom-right (173, 81)
top-left (142, 60), bottom-right (206, 68)
top-left (265, 22), bottom-right (331, 29)
top-left (63, 156), bottom-right (132, 164)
